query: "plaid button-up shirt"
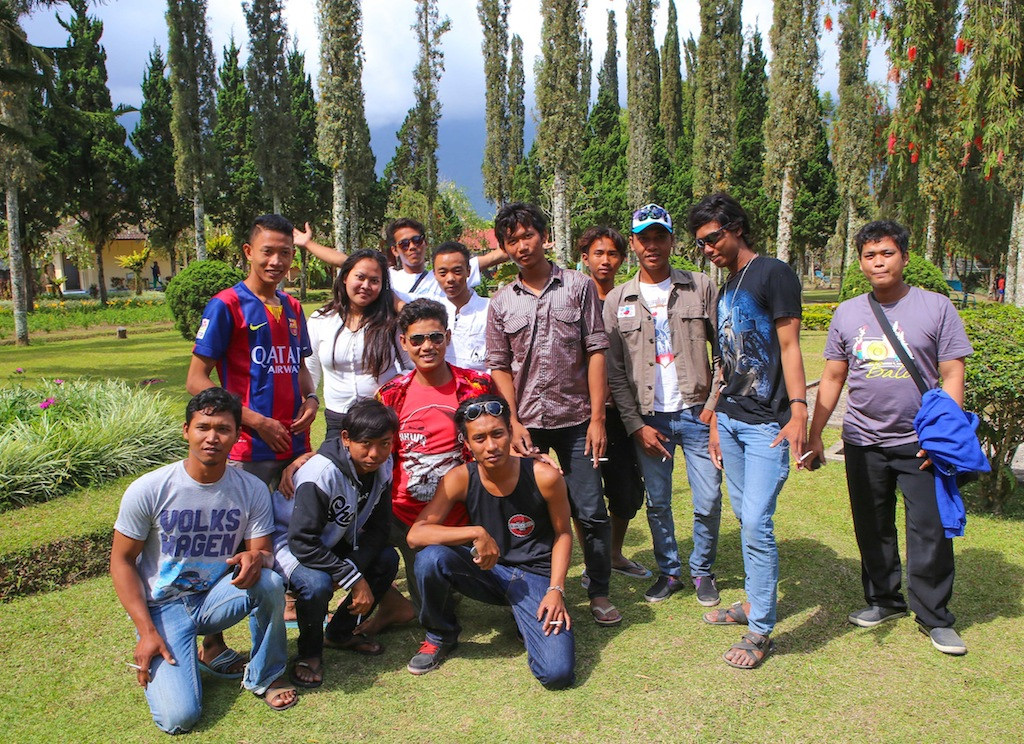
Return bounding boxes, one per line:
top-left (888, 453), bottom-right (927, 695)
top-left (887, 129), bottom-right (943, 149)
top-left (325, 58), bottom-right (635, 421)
top-left (485, 264), bottom-right (609, 429)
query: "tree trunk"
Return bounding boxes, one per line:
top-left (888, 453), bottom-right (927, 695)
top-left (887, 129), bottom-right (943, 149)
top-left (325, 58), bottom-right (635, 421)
top-left (94, 242), bottom-right (108, 306)
top-left (924, 200), bottom-right (940, 264)
top-left (193, 176), bottom-right (207, 261)
top-left (349, 198), bottom-right (361, 253)
top-left (1012, 195), bottom-right (1024, 308)
top-left (332, 169), bottom-right (348, 253)
top-left (1007, 198), bottom-right (1020, 306)
top-left (842, 197), bottom-right (858, 285)
top-left (552, 168), bottom-right (570, 266)
top-left (6, 185), bottom-right (29, 346)
top-left (273, 192), bottom-right (282, 215)
top-left (775, 164), bottom-right (796, 265)
top-left (21, 234), bottom-right (35, 311)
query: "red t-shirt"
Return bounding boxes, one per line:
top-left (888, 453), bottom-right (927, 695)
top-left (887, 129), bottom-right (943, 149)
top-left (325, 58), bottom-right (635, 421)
top-left (392, 376), bottom-right (469, 527)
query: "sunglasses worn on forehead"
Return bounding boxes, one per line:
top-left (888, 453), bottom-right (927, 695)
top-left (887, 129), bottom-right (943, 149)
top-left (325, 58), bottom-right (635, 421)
top-left (394, 234), bottom-right (426, 250)
top-left (633, 204), bottom-right (669, 222)
top-left (464, 400), bottom-right (505, 421)
top-left (407, 331), bottom-right (446, 347)
top-left (695, 222), bottom-right (737, 250)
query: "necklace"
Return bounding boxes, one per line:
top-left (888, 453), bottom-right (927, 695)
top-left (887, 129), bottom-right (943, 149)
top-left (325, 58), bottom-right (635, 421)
top-left (722, 255), bottom-right (757, 333)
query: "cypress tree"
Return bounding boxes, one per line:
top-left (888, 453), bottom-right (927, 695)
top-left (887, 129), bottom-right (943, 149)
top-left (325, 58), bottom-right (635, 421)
top-left (660, 0), bottom-right (683, 158)
top-left (792, 94), bottom-right (841, 268)
top-left (507, 33), bottom-right (525, 172)
top-left (763, 0), bottom-right (820, 263)
top-left (626, 0), bottom-right (660, 209)
top-left (536, 0), bottom-right (588, 264)
top-left (166, 0), bottom-right (218, 260)
top-left (478, 0), bottom-right (511, 206)
top-left (244, 0), bottom-right (295, 214)
top-left (691, 0), bottom-right (742, 199)
top-left (411, 0), bottom-right (449, 238)
top-left (132, 46), bottom-right (190, 275)
top-left (728, 32), bottom-right (773, 246)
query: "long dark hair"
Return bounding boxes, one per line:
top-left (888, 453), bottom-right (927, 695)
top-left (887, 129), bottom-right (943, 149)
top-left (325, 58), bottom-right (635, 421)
top-left (318, 249), bottom-right (399, 379)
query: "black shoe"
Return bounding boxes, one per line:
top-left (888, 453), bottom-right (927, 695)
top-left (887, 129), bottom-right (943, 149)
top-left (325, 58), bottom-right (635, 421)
top-left (847, 605), bottom-right (907, 628)
top-left (407, 639), bottom-right (458, 675)
top-left (644, 575), bottom-right (684, 603)
top-left (693, 575), bottom-right (720, 607)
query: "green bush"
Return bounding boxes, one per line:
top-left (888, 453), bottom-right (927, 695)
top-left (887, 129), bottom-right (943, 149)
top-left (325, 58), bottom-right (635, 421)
top-left (801, 303), bottom-right (837, 331)
top-left (0, 379), bottom-right (185, 511)
top-left (839, 253), bottom-right (950, 301)
top-left (623, 255), bottom-right (700, 281)
top-left (960, 303), bottom-right (1024, 513)
top-left (165, 260), bottom-right (246, 341)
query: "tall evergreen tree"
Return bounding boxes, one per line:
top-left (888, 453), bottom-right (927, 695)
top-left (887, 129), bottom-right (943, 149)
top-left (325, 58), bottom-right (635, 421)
top-left (728, 32), bottom-right (773, 246)
top-left (211, 38), bottom-right (261, 252)
top-left (132, 47), bottom-right (190, 275)
top-left (536, 0), bottom-right (588, 264)
top-left (244, 0), bottom-right (295, 214)
top-left (166, 0), bottom-right (217, 261)
top-left (763, 0), bottom-right (820, 263)
top-left (792, 94), bottom-right (841, 266)
top-left (52, 0), bottom-right (136, 305)
top-left (660, 0), bottom-right (682, 158)
top-left (317, 0), bottom-right (375, 252)
top-left (507, 33), bottom-right (525, 172)
top-left (626, 0), bottom-right (660, 209)
top-left (478, 0), bottom-right (512, 206)
top-left (411, 0), bottom-right (449, 237)
top-left (692, 0), bottom-right (742, 199)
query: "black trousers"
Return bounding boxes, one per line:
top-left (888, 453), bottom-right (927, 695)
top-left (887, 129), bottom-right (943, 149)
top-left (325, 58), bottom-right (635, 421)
top-left (844, 442), bottom-right (955, 628)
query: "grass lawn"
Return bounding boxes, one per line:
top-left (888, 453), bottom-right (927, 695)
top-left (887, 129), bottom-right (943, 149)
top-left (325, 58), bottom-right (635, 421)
top-left (1, 308), bottom-right (1022, 741)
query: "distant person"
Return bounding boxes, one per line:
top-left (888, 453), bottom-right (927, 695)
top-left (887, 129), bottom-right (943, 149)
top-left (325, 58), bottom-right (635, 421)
top-left (689, 193), bottom-right (807, 670)
top-left (151, 261), bottom-right (161, 289)
top-left (292, 219), bottom-right (511, 303)
top-left (807, 220), bottom-right (974, 656)
top-left (996, 273), bottom-right (1005, 302)
top-left (109, 388), bottom-right (296, 734)
top-left (432, 241), bottom-right (490, 372)
top-left (406, 394), bottom-right (575, 689)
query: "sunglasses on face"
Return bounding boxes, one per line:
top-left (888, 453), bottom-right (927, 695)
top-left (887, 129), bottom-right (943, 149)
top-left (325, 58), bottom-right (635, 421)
top-left (464, 400), bottom-right (506, 421)
top-left (407, 331), bottom-right (446, 347)
top-left (633, 204), bottom-right (669, 223)
top-left (394, 235), bottom-right (426, 251)
top-left (695, 223), bottom-right (737, 250)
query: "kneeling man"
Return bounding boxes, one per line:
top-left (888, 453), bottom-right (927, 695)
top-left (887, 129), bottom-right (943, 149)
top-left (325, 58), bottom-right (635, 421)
top-left (406, 394), bottom-right (575, 689)
top-left (110, 388), bottom-right (295, 735)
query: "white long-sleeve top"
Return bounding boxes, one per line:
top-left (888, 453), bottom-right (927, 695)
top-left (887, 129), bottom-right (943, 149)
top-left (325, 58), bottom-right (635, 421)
top-left (304, 309), bottom-right (403, 413)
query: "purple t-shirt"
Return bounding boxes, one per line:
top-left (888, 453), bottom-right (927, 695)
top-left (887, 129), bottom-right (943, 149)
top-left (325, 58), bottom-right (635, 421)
top-left (824, 287), bottom-right (973, 447)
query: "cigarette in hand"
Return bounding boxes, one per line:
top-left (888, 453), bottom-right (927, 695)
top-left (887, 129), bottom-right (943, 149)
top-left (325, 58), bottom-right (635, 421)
top-left (798, 450), bottom-right (816, 463)
top-left (546, 620), bottom-right (564, 626)
top-left (661, 455), bottom-right (668, 463)
top-left (126, 663), bottom-right (145, 672)
top-left (597, 457), bottom-right (609, 462)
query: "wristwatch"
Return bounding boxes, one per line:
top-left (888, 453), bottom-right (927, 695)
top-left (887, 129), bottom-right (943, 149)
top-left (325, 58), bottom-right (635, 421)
top-left (304, 393), bottom-right (319, 404)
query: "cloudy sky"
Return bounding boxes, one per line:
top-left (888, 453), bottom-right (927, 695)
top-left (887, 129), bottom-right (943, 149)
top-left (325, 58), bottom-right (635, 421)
top-left (22, 0), bottom-right (890, 214)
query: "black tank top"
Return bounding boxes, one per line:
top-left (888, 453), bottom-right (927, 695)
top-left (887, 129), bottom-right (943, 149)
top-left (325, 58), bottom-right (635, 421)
top-left (464, 459), bottom-right (554, 577)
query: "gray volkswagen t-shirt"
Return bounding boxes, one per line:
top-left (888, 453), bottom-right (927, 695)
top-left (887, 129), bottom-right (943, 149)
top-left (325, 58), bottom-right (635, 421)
top-left (115, 461), bottom-right (273, 604)
top-left (824, 287), bottom-right (973, 447)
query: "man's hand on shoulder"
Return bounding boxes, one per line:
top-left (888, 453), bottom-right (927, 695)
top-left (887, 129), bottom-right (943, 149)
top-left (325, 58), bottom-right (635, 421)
top-left (279, 451), bottom-right (315, 499)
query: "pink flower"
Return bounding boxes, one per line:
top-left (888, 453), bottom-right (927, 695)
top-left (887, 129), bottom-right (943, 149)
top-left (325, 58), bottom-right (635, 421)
top-left (54, 379), bottom-right (65, 385)
top-left (39, 397), bottom-right (56, 410)
top-left (15, 367), bottom-right (24, 374)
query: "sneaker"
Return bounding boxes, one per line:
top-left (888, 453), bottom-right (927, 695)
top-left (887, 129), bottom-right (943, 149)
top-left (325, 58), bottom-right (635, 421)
top-left (580, 570), bottom-right (590, 590)
top-left (847, 605), bottom-right (908, 628)
top-left (693, 575), bottom-right (720, 607)
top-left (644, 575), bottom-right (684, 603)
top-left (921, 625), bottom-right (967, 655)
top-left (407, 639), bottom-right (458, 675)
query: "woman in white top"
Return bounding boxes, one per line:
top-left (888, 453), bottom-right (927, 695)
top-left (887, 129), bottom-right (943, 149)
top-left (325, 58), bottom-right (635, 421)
top-left (306, 249), bottom-right (404, 440)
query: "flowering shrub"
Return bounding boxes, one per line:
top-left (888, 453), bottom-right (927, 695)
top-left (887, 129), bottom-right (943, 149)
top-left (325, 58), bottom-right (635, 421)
top-left (0, 379), bottom-right (185, 510)
top-left (0, 297), bottom-right (171, 337)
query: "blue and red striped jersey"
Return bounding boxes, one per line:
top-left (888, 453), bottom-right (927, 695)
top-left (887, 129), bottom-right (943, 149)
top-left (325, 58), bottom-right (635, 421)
top-left (193, 281), bottom-right (312, 462)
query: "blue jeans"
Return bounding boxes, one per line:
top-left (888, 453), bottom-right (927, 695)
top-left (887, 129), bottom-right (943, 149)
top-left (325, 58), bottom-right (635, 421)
top-left (415, 545), bottom-right (575, 689)
top-left (287, 547), bottom-right (399, 659)
top-left (715, 413), bottom-right (790, 636)
top-left (635, 409), bottom-right (723, 579)
top-left (143, 569), bottom-right (288, 734)
top-left (530, 423), bottom-right (611, 599)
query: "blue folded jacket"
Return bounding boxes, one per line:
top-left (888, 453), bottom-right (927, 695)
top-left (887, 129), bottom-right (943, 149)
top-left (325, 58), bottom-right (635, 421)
top-left (913, 389), bottom-right (990, 538)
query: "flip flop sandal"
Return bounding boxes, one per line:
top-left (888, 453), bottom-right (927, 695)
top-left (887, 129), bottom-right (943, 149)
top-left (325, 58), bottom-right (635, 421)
top-left (198, 648), bottom-right (247, 679)
top-left (288, 658), bottom-right (324, 689)
top-left (723, 632), bottom-right (775, 670)
top-left (256, 681), bottom-right (299, 711)
top-left (591, 603), bottom-right (623, 626)
top-left (324, 632), bottom-right (385, 656)
top-left (611, 559), bottom-right (653, 579)
top-left (702, 601), bottom-right (749, 626)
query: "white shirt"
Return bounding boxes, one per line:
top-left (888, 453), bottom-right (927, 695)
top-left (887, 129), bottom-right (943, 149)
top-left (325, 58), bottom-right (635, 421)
top-left (390, 257), bottom-right (483, 303)
top-left (442, 292), bottom-right (490, 372)
top-left (638, 278), bottom-right (685, 413)
top-left (305, 310), bottom-right (402, 412)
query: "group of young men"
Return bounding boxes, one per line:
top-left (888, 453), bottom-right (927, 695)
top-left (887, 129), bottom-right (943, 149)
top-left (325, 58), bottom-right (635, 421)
top-left (111, 195), bottom-right (974, 733)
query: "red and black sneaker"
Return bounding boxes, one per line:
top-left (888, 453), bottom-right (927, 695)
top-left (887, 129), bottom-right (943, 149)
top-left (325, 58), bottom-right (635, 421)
top-left (407, 638), bottom-right (458, 675)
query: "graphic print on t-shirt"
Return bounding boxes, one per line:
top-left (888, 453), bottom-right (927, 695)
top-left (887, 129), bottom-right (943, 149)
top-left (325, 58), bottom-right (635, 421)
top-left (719, 289), bottom-right (773, 398)
top-left (397, 380), bottom-right (462, 504)
top-left (152, 507), bottom-right (241, 600)
top-left (851, 322), bottom-right (913, 380)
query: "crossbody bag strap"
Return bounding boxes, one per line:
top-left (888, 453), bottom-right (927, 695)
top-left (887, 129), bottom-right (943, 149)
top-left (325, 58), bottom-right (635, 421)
top-left (867, 292), bottom-right (930, 395)
top-left (409, 270), bottom-right (430, 294)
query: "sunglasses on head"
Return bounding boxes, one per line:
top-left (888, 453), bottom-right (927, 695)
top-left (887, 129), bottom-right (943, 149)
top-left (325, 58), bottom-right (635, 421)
top-left (394, 234), bottom-right (426, 250)
top-left (464, 400), bottom-right (505, 421)
top-left (633, 204), bottom-right (669, 223)
top-left (407, 331), bottom-right (446, 347)
top-left (695, 222), bottom-right (737, 250)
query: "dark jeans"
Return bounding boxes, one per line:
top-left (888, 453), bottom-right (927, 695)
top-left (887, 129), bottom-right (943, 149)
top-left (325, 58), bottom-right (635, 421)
top-left (601, 406), bottom-right (645, 522)
top-left (416, 545), bottom-right (575, 689)
top-left (529, 422), bottom-right (611, 599)
top-left (287, 546), bottom-right (400, 659)
top-left (844, 442), bottom-right (956, 629)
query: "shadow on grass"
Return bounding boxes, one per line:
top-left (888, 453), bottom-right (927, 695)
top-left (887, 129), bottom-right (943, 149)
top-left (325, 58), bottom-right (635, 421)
top-left (954, 547), bottom-right (1024, 630)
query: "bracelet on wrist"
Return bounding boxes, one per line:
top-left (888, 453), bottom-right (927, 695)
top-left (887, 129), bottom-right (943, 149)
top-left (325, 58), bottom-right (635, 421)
top-left (789, 398), bottom-right (807, 406)
top-left (304, 393), bottom-right (319, 404)
top-left (546, 585), bottom-right (565, 597)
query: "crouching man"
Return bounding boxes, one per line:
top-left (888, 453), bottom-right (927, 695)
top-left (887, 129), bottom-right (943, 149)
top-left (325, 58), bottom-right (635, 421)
top-left (271, 398), bottom-right (401, 688)
top-left (110, 388), bottom-right (296, 735)
top-left (406, 394), bottom-right (575, 689)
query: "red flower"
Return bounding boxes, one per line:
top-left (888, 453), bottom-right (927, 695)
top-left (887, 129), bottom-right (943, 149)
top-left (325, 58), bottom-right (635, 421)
top-left (824, 14), bottom-right (833, 31)
top-left (910, 151), bottom-right (920, 164)
top-left (925, 77), bottom-right (933, 90)
top-left (998, 150), bottom-right (1005, 165)
top-left (974, 135), bottom-right (984, 150)
top-left (908, 46), bottom-right (917, 62)
top-left (870, 7), bottom-right (878, 19)
top-left (908, 142), bottom-right (916, 151)
top-left (887, 133), bottom-right (897, 155)
top-left (955, 37), bottom-right (966, 54)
